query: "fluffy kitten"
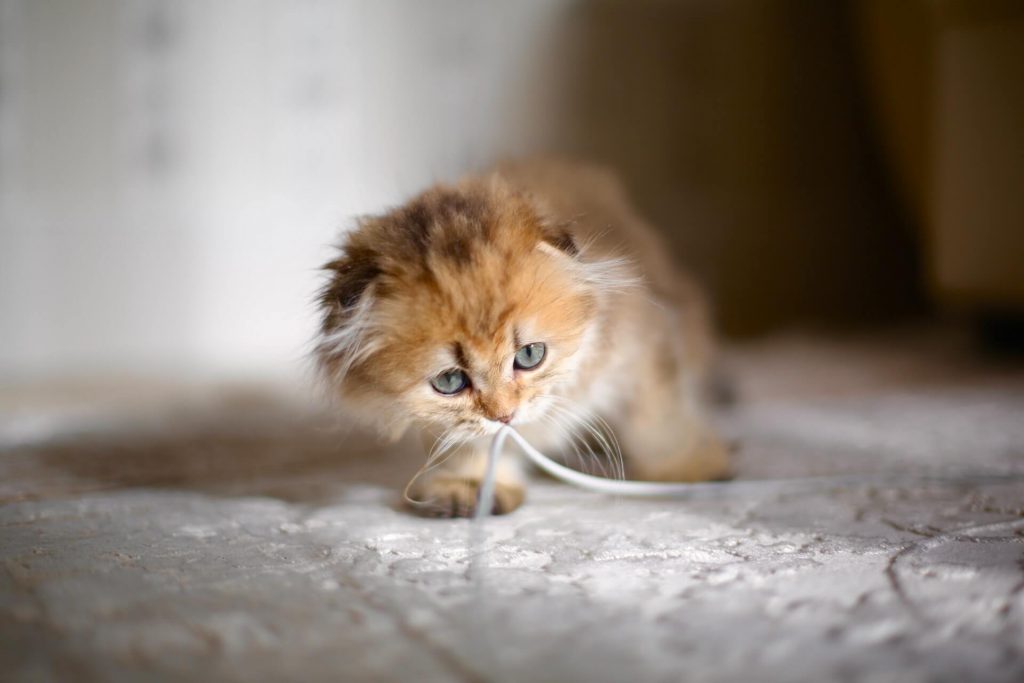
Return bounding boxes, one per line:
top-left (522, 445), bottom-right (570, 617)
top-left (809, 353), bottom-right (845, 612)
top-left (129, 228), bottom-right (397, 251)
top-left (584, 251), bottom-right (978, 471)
top-left (316, 159), bottom-right (729, 517)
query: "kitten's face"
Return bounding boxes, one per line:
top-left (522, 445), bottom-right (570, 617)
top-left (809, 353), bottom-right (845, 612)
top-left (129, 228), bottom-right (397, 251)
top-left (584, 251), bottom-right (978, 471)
top-left (317, 181), bottom-right (598, 443)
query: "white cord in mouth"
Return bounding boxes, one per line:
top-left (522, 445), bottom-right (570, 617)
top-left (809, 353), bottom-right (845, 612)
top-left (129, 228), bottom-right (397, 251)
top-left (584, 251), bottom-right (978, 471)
top-left (474, 426), bottom-right (1024, 515)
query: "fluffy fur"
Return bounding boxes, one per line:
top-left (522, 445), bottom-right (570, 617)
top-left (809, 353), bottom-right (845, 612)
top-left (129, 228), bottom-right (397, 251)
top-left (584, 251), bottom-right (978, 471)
top-left (316, 159), bottom-right (729, 517)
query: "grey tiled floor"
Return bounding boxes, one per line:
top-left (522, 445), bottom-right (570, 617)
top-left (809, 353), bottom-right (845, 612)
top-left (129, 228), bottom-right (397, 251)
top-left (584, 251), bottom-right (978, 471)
top-left (3, 330), bottom-right (1023, 682)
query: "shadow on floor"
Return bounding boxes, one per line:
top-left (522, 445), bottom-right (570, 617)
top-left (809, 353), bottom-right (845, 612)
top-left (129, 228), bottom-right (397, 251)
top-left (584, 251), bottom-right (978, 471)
top-left (4, 395), bottom-right (418, 506)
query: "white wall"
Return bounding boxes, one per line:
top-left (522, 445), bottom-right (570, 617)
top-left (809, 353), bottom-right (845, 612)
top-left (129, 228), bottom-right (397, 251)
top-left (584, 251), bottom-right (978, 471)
top-left (0, 0), bottom-right (575, 381)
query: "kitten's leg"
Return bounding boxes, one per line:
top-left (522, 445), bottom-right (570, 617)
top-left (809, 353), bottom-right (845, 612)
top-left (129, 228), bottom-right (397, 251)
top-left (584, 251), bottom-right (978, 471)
top-left (620, 410), bottom-right (731, 482)
top-left (617, 370), bottom-right (732, 483)
top-left (405, 434), bottom-right (526, 518)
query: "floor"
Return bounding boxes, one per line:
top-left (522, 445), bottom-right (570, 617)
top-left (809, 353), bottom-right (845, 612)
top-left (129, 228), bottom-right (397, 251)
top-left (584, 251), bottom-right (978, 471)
top-left (2, 328), bottom-right (1023, 682)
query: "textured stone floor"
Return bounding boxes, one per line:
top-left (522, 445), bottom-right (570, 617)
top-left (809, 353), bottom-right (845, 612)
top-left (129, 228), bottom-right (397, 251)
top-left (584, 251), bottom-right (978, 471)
top-left (2, 330), bottom-right (1023, 682)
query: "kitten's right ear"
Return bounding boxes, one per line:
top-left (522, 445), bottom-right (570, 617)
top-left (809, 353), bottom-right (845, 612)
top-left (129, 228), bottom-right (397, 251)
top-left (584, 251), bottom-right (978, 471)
top-left (315, 243), bottom-right (383, 383)
top-left (318, 244), bottom-right (381, 333)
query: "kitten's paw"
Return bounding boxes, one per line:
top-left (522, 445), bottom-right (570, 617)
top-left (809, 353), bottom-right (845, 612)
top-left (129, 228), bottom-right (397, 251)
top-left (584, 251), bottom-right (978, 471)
top-left (409, 477), bottom-right (525, 518)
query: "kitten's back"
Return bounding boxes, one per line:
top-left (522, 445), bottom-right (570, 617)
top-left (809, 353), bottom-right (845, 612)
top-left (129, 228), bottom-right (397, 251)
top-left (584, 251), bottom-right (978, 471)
top-left (490, 157), bottom-right (712, 369)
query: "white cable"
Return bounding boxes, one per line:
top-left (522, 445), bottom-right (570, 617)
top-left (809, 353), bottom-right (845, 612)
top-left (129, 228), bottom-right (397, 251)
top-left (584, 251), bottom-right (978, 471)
top-left (487, 425), bottom-right (1023, 503)
top-left (473, 426), bottom-right (507, 521)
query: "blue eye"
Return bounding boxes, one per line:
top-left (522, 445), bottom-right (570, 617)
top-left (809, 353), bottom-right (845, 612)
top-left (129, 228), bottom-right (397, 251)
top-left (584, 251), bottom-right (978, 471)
top-left (430, 369), bottom-right (469, 395)
top-left (514, 342), bottom-right (546, 370)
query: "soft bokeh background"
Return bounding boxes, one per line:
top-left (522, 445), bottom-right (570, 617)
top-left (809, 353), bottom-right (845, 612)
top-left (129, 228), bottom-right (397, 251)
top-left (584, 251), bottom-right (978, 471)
top-left (2, 0), bottom-right (1022, 383)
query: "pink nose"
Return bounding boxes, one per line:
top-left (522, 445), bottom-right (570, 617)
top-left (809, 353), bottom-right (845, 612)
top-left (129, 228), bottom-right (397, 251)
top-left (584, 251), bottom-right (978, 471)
top-left (495, 412), bottom-right (515, 424)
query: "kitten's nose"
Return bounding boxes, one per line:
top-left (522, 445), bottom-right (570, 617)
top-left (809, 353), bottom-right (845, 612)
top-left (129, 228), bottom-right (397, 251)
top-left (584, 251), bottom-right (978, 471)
top-left (495, 412), bottom-right (515, 425)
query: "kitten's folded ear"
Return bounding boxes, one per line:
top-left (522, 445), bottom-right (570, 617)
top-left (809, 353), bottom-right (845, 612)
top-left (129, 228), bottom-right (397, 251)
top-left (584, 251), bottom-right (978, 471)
top-left (315, 241), bottom-right (385, 386)
top-left (498, 180), bottom-right (578, 257)
top-left (539, 223), bottom-right (579, 257)
top-left (318, 244), bottom-right (381, 332)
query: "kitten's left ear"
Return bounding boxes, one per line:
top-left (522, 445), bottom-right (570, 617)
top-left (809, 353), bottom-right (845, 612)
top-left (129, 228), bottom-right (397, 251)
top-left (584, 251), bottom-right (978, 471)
top-left (498, 179), bottom-right (578, 257)
top-left (540, 223), bottom-right (579, 257)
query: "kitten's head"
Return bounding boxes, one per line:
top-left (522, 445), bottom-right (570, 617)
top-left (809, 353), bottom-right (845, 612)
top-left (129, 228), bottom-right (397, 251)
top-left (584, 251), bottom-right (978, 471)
top-left (315, 178), bottom-right (619, 443)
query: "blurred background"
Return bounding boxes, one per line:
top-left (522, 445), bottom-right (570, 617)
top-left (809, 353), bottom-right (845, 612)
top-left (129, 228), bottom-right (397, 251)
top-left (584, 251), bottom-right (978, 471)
top-left (1, 0), bottom-right (1022, 383)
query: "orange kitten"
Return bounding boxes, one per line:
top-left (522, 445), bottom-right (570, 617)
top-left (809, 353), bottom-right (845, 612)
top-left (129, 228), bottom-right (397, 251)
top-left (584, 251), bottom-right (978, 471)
top-left (315, 159), bottom-right (729, 517)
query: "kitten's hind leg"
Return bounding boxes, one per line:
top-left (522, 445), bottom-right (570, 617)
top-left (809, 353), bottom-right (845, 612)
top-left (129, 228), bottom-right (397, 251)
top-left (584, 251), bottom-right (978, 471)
top-left (616, 389), bottom-right (732, 483)
top-left (405, 434), bottom-right (526, 518)
top-left (622, 417), bottom-right (732, 482)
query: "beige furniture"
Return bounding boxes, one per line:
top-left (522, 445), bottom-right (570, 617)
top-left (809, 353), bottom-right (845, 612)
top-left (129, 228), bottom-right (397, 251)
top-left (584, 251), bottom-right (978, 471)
top-left (859, 0), bottom-right (1024, 311)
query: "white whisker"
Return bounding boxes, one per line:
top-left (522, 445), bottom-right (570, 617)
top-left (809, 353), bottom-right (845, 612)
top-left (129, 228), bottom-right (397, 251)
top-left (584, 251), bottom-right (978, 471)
top-left (539, 410), bottom-right (600, 477)
top-left (546, 397), bottom-right (626, 481)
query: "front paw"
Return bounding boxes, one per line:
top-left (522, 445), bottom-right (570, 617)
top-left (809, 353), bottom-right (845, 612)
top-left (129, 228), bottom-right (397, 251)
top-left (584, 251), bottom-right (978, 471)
top-left (408, 477), bottom-right (525, 518)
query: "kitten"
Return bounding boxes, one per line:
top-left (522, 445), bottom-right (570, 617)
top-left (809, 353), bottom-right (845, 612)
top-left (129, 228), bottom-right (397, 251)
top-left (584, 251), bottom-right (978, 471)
top-left (315, 159), bottom-right (730, 517)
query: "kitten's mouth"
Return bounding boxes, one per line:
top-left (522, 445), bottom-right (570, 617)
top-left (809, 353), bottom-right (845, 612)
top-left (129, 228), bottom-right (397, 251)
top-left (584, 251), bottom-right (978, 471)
top-left (480, 420), bottom-right (506, 435)
top-left (444, 421), bottom-right (503, 443)
top-left (479, 415), bottom-right (525, 436)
